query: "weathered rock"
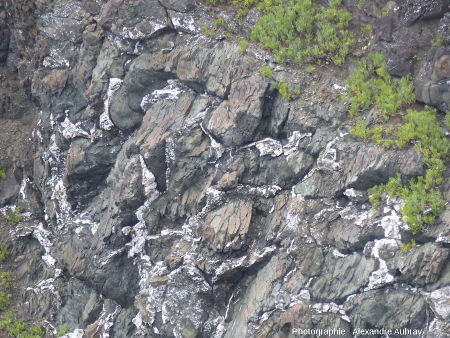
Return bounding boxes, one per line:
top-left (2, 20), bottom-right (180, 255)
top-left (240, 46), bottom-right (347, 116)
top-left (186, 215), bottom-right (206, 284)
top-left (344, 288), bottom-right (427, 331)
top-left (203, 200), bottom-right (252, 251)
top-left (394, 243), bottom-right (449, 287)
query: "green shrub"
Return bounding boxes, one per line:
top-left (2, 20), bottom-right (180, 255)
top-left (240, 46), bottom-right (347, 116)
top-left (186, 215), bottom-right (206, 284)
top-left (0, 168), bottom-right (6, 180)
top-left (366, 108), bottom-right (450, 234)
top-left (0, 273), bottom-right (11, 288)
top-left (250, 0), bottom-right (354, 65)
top-left (238, 38), bottom-right (248, 54)
top-left (274, 81), bottom-right (292, 100)
top-left (343, 53), bottom-right (415, 117)
top-left (0, 311), bottom-right (46, 338)
top-left (56, 326), bottom-right (71, 337)
top-left (445, 112), bottom-right (450, 130)
top-left (431, 35), bottom-right (443, 47)
top-left (260, 66), bottom-right (273, 78)
top-left (6, 212), bottom-right (22, 226)
top-left (0, 245), bottom-right (8, 261)
top-left (400, 239), bottom-right (416, 254)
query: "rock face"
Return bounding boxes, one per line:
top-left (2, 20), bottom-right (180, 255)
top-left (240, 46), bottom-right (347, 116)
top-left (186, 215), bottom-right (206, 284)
top-left (0, 0), bottom-right (449, 337)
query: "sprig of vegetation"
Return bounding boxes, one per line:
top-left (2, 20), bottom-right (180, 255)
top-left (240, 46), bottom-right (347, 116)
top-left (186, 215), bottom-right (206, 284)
top-left (274, 81), bottom-right (292, 100)
top-left (0, 245), bottom-right (8, 262)
top-left (0, 311), bottom-right (46, 338)
top-left (0, 168), bottom-right (6, 180)
top-left (260, 66), bottom-right (273, 78)
top-left (400, 239), bottom-right (417, 254)
top-left (250, 0), bottom-right (354, 65)
top-left (56, 326), bottom-right (71, 337)
top-left (238, 38), bottom-right (248, 54)
top-left (343, 53), bottom-right (415, 118)
top-left (6, 212), bottom-right (22, 226)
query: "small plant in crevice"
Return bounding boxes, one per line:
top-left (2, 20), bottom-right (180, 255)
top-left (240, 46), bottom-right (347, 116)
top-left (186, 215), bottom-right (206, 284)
top-left (431, 35), bottom-right (444, 48)
top-left (273, 81), bottom-right (292, 100)
top-left (6, 212), bottom-right (22, 226)
top-left (56, 326), bottom-right (72, 337)
top-left (0, 245), bottom-right (7, 261)
top-left (0, 168), bottom-right (6, 180)
top-left (400, 239), bottom-right (416, 254)
top-left (260, 66), bottom-right (273, 79)
top-left (238, 38), bottom-right (248, 54)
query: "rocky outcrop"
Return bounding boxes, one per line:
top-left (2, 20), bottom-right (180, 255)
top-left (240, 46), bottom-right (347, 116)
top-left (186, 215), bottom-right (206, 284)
top-left (0, 0), bottom-right (449, 337)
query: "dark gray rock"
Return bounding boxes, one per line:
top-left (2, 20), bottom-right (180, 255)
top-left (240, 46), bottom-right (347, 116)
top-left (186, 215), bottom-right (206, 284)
top-left (344, 288), bottom-right (427, 332)
top-left (403, 0), bottom-right (449, 25)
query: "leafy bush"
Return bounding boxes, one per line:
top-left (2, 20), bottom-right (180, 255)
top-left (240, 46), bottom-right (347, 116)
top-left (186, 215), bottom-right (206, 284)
top-left (366, 108), bottom-right (450, 234)
top-left (250, 0), bottom-right (354, 65)
top-left (56, 326), bottom-right (71, 337)
top-left (0, 245), bottom-right (7, 261)
top-left (400, 239), bottom-right (416, 254)
top-left (343, 53), bottom-right (415, 117)
top-left (273, 81), bottom-right (292, 100)
top-left (260, 66), bottom-right (273, 78)
top-left (0, 168), bottom-right (6, 180)
top-left (238, 38), bottom-right (248, 54)
top-left (0, 311), bottom-right (46, 338)
top-left (6, 212), bottom-right (22, 226)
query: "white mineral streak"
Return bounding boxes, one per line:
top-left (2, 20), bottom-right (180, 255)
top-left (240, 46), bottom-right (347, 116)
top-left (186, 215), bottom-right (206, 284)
top-left (100, 78), bottom-right (122, 130)
top-left (317, 133), bottom-right (347, 171)
top-left (283, 131), bottom-right (312, 160)
top-left (120, 21), bottom-right (166, 40)
top-left (365, 197), bottom-right (405, 290)
top-left (89, 305), bottom-right (121, 338)
top-left (61, 117), bottom-right (90, 140)
top-left (428, 286), bottom-right (450, 320)
top-left (33, 223), bottom-right (57, 268)
top-left (312, 302), bottom-right (351, 322)
top-left (43, 48), bottom-right (70, 68)
top-left (200, 121), bottom-right (225, 160)
top-left (19, 177), bottom-right (30, 200)
top-left (139, 155), bottom-right (159, 199)
top-left (171, 16), bottom-right (198, 33)
top-left (140, 79), bottom-right (185, 111)
top-left (60, 329), bottom-right (85, 338)
top-left (235, 184), bottom-right (282, 198)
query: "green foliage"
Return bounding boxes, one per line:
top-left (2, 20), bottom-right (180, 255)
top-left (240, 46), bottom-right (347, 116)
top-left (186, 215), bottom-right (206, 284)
top-left (56, 326), bottom-right (71, 337)
top-left (343, 53), bottom-right (415, 117)
top-left (250, 0), bottom-right (354, 65)
top-left (0, 245), bottom-right (8, 261)
top-left (238, 38), bottom-right (248, 54)
top-left (260, 66), bottom-right (273, 78)
top-left (201, 25), bottom-right (216, 38)
top-left (357, 0), bottom-right (364, 9)
top-left (273, 81), bottom-right (292, 100)
top-left (0, 311), bottom-right (46, 338)
top-left (431, 35), bottom-right (444, 47)
top-left (6, 212), bottom-right (22, 226)
top-left (362, 24), bottom-right (373, 34)
top-left (366, 108), bottom-right (450, 234)
top-left (0, 291), bottom-right (11, 312)
top-left (444, 112), bottom-right (450, 130)
top-left (0, 273), bottom-right (11, 288)
top-left (400, 239), bottom-right (416, 254)
top-left (0, 168), bottom-right (6, 180)
top-left (306, 64), bottom-right (315, 73)
top-left (232, 0), bottom-right (259, 20)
